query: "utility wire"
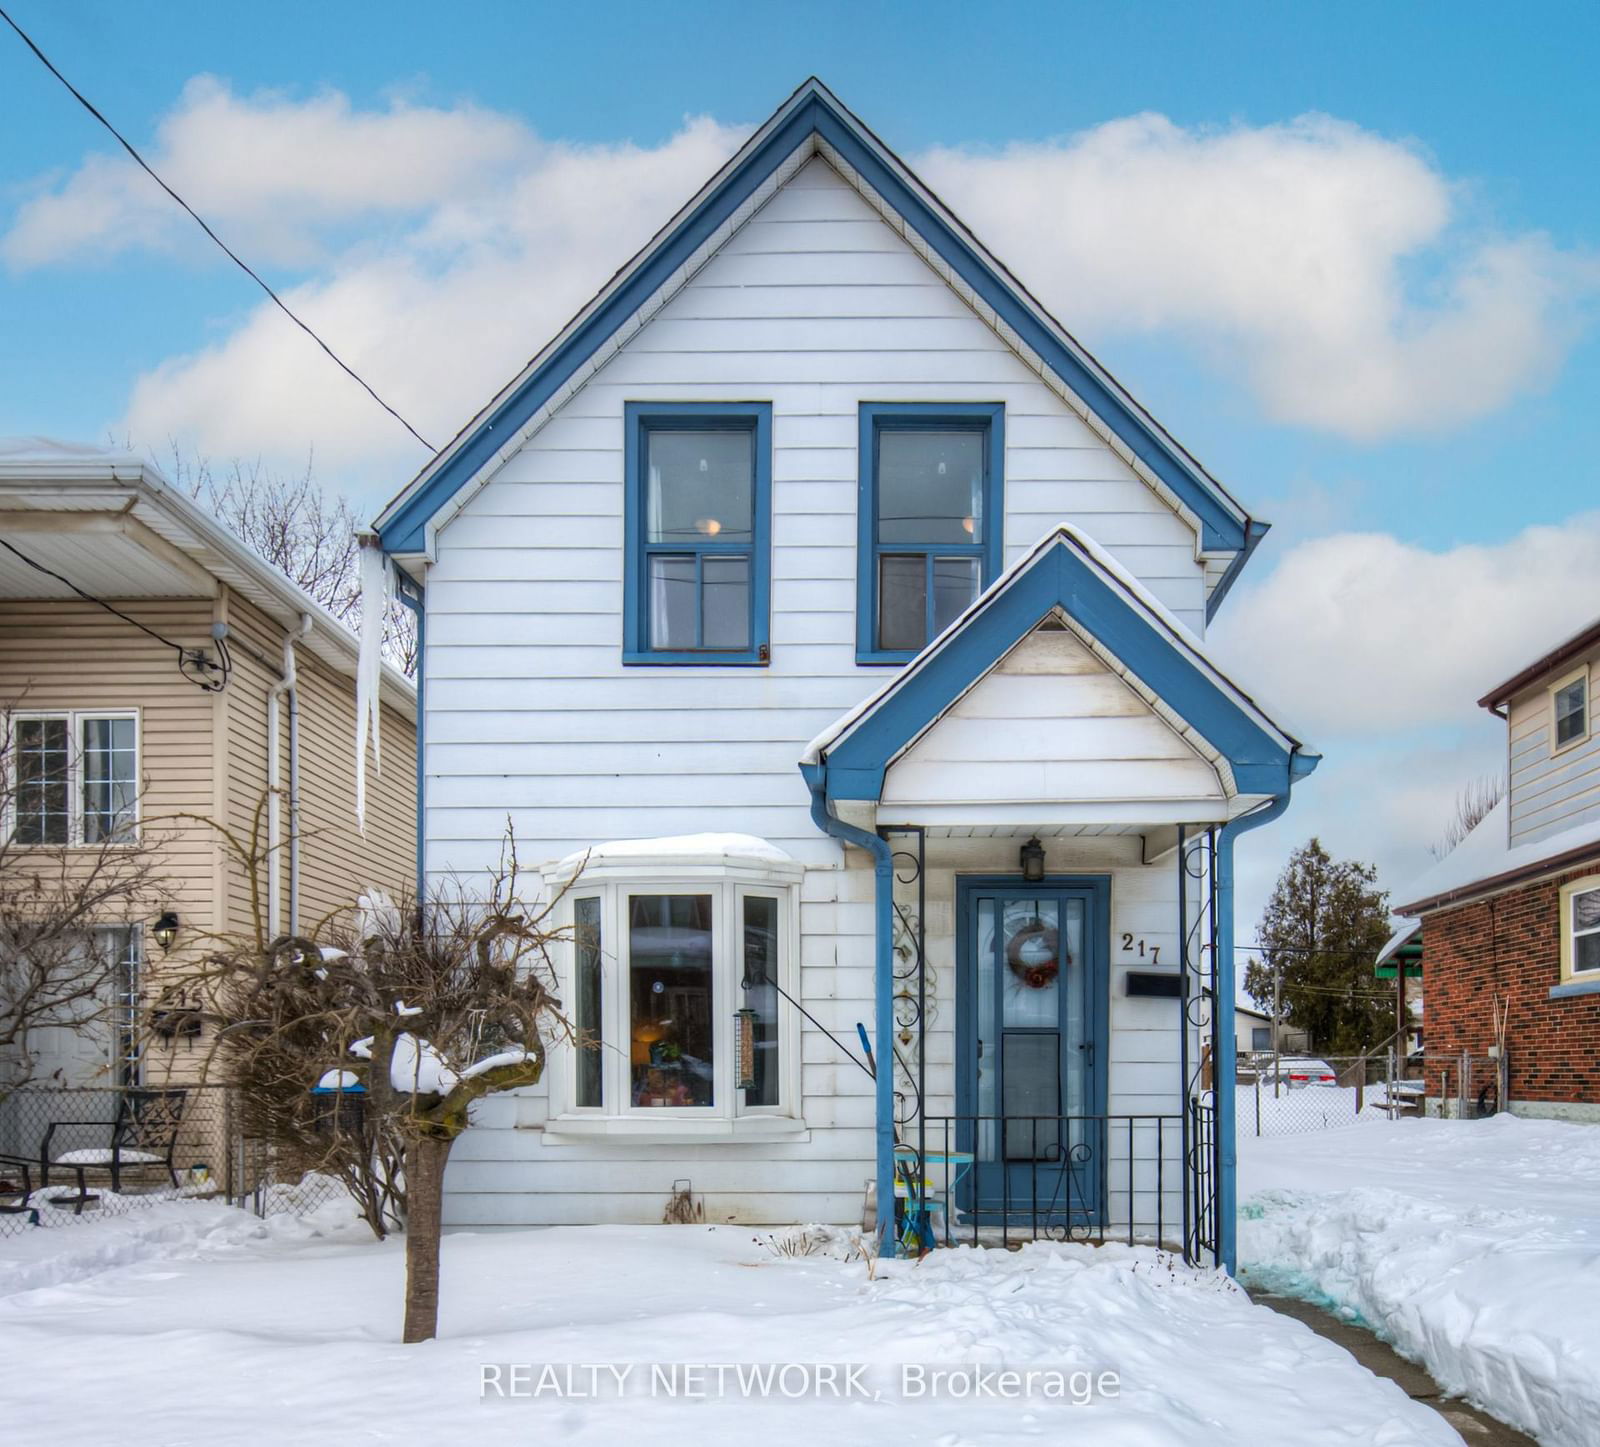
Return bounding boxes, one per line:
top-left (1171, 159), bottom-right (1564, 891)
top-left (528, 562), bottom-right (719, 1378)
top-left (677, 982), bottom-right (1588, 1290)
top-left (0, 5), bottom-right (434, 453)
top-left (0, 535), bottom-right (230, 691)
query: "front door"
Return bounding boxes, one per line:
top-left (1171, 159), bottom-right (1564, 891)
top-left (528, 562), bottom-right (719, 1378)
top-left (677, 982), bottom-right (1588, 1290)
top-left (956, 877), bottom-right (1108, 1227)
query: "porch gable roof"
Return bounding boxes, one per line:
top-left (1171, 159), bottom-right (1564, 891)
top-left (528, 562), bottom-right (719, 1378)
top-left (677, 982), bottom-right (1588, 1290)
top-left (802, 525), bottom-right (1318, 804)
top-left (372, 78), bottom-right (1255, 586)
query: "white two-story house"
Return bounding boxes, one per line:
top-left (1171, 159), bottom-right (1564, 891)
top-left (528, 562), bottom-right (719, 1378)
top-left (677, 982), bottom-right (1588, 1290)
top-left (368, 79), bottom-right (1317, 1270)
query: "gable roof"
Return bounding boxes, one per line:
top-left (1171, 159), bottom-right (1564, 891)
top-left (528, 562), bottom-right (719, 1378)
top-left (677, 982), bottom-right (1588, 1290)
top-left (373, 78), bottom-right (1257, 598)
top-left (801, 524), bottom-right (1316, 803)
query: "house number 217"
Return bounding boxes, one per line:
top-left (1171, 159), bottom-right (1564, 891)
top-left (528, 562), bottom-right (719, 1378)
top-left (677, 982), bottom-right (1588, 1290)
top-left (1121, 933), bottom-right (1160, 963)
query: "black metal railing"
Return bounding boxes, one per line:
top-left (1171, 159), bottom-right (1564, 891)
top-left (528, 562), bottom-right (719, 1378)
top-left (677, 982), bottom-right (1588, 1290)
top-left (915, 1113), bottom-right (1184, 1252)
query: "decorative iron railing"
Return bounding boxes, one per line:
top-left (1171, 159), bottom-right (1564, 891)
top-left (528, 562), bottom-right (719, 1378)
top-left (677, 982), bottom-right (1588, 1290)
top-left (913, 1112), bottom-right (1185, 1251)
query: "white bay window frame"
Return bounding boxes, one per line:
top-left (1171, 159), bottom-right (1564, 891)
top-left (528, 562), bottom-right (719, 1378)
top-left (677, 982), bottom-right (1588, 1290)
top-left (541, 841), bottom-right (804, 1143)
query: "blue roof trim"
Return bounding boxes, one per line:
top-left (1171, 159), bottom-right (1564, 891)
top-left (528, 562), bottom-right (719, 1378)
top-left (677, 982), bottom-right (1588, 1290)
top-left (817, 536), bottom-right (1298, 801)
top-left (377, 81), bottom-right (1250, 559)
top-left (1205, 519), bottom-right (1270, 622)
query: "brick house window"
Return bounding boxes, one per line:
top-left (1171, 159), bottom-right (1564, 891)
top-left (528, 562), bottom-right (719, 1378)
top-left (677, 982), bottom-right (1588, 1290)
top-left (1559, 874), bottom-right (1600, 982)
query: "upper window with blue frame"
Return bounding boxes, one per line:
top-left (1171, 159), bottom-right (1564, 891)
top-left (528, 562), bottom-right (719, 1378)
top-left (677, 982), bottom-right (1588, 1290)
top-left (624, 402), bottom-right (771, 664)
top-left (857, 403), bottom-right (1003, 662)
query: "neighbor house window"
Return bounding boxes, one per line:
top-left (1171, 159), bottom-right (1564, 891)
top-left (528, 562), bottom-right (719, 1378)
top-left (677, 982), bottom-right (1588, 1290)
top-left (1251, 1026), bottom-right (1271, 1052)
top-left (624, 403), bottom-right (772, 664)
top-left (1552, 668), bottom-right (1589, 752)
top-left (857, 403), bottom-right (1003, 661)
top-left (11, 712), bottom-right (138, 844)
top-left (100, 926), bottom-right (143, 1088)
top-left (546, 843), bottom-right (802, 1131)
top-left (1561, 875), bottom-right (1600, 982)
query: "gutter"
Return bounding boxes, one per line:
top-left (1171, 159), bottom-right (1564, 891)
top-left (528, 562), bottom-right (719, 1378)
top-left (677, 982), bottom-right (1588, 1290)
top-left (801, 761), bottom-right (897, 1258)
top-left (1211, 749), bottom-right (1312, 1274)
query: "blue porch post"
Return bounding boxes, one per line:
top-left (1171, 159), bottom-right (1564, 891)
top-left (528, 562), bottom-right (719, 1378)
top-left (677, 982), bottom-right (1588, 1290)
top-left (1214, 787), bottom-right (1295, 1274)
top-left (803, 765), bottom-right (898, 1256)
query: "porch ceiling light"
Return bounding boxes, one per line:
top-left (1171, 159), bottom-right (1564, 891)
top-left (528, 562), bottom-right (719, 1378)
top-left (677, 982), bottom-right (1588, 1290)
top-left (152, 910), bottom-right (180, 954)
top-left (1020, 837), bottom-right (1045, 883)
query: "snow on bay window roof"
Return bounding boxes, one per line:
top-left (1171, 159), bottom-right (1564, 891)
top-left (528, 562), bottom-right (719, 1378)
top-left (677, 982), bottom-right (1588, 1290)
top-left (545, 833), bottom-right (803, 885)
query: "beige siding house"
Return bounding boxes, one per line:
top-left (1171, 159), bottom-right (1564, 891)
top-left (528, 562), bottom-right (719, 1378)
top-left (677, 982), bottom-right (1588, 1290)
top-left (0, 440), bottom-right (415, 1089)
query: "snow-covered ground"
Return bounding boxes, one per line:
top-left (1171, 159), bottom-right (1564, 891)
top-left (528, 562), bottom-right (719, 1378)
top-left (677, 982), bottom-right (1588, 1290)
top-left (1236, 1081), bottom-right (1393, 1137)
top-left (1241, 1115), bottom-right (1600, 1447)
top-left (0, 1206), bottom-right (1457, 1445)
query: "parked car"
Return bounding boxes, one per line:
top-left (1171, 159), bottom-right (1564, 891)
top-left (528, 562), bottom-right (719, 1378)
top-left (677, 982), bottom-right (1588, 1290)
top-left (1259, 1057), bottom-right (1338, 1087)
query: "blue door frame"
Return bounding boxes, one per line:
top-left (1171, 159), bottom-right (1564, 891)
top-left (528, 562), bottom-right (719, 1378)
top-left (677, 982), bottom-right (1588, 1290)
top-left (955, 874), bottom-right (1110, 1226)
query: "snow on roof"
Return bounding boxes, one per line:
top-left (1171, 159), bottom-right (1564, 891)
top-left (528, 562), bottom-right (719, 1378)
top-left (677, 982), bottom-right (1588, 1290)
top-left (551, 832), bottom-right (796, 878)
top-left (0, 436), bottom-right (144, 465)
top-left (1374, 918), bottom-right (1422, 968)
top-left (802, 523), bottom-right (1315, 767)
top-left (1394, 798), bottom-right (1600, 913)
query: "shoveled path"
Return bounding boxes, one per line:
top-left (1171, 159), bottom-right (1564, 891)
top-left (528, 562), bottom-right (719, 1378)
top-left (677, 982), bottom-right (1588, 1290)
top-left (1247, 1288), bottom-right (1538, 1445)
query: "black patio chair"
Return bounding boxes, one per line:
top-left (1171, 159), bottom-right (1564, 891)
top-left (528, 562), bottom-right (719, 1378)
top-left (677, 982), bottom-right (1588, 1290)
top-left (40, 1088), bottom-right (188, 1194)
top-left (0, 1153), bottom-right (42, 1223)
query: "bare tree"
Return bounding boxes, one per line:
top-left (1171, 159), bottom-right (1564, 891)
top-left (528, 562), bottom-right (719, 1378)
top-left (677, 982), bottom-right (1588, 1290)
top-left (1430, 775), bottom-right (1506, 860)
top-left (0, 711), bottom-right (169, 1094)
top-left (162, 448), bottom-right (417, 674)
top-left (170, 823), bottom-right (575, 1343)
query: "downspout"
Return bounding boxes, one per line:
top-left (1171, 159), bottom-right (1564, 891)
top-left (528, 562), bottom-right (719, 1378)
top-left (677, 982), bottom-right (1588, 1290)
top-left (801, 761), bottom-right (897, 1257)
top-left (395, 575), bottom-right (425, 899)
top-left (1213, 750), bottom-right (1309, 1273)
top-left (278, 615), bottom-right (314, 936)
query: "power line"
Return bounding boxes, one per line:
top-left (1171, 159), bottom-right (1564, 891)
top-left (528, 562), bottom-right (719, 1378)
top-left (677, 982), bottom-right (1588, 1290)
top-left (0, 535), bottom-right (230, 691)
top-left (0, 5), bottom-right (434, 453)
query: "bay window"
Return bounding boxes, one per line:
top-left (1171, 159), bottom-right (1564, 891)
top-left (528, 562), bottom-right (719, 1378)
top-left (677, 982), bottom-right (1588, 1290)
top-left (543, 839), bottom-right (802, 1137)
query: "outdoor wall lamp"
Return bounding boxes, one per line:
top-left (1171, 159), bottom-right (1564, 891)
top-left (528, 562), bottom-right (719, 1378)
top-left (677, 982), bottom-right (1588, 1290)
top-left (152, 910), bottom-right (180, 953)
top-left (1020, 837), bottom-right (1046, 883)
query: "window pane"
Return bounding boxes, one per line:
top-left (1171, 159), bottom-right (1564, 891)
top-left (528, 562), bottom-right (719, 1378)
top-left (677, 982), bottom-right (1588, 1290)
top-left (1577, 932), bottom-right (1600, 973)
top-left (1575, 887), bottom-right (1600, 933)
top-left (575, 897), bottom-right (604, 1108)
top-left (648, 554), bottom-right (697, 650)
top-left (83, 717), bottom-right (137, 843)
top-left (932, 556), bottom-right (980, 636)
top-left (629, 895), bottom-right (714, 1107)
top-left (15, 717), bottom-right (69, 844)
top-left (878, 554), bottom-right (926, 652)
top-left (97, 927), bottom-right (142, 1088)
top-left (1555, 679), bottom-right (1587, 746)
top-left (741, 896), bottom-right (780, 1107)
top-left (646, 429), bottom-right (753, 545)
top-left (877, 429), bottom-right (983, 545)
top-left (701, 555), bottom-right (751, 650)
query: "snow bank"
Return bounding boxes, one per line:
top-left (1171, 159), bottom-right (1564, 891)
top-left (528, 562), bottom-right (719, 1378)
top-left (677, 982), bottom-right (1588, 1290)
top-left (1241, 1115), bottom-right (1600, 1447)
top-left (0, 1220), bottom-right (1453, 1445)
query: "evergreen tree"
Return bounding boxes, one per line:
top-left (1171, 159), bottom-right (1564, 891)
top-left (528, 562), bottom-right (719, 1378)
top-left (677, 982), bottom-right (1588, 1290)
top-left (1244, 839), bottom-right (1394, 1054)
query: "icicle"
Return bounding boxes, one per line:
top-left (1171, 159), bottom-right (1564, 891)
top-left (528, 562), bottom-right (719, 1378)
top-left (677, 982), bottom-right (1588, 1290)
top-left (355, 540), bottom-right (388, 833)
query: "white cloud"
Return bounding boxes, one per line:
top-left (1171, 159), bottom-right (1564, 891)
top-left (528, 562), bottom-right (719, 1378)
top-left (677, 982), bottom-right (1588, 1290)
top-left (103, 110), bottom-right (748, 480)
top-left (4, 76), bottom-right (535, 268)
top-left (919, 114), bottom-right (1597, 439)
top-left (1210, 515), bottom-right (1600, 736)
top-left (6, 84), bottom-right (1596, 480)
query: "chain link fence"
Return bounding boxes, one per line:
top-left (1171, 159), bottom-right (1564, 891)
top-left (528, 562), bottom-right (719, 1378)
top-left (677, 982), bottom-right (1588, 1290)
top-left (0, 1084), bottom-right (347, 1236)
top-left (1236, 1050), bottom-right (1511, 1137)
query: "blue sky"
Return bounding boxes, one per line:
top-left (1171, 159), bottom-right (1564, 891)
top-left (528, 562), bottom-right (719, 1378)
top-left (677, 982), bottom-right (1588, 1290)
top-left (3, 0), bottom-right (1599, 939)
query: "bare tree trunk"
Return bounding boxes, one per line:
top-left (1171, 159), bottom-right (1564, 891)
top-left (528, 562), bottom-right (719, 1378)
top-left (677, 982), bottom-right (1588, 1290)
top-left (402, 1135), bottom-right (452, 1343)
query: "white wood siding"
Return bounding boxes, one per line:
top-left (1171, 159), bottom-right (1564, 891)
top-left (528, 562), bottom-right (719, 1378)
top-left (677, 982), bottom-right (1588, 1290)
top-left (427, 156), bottom-right (1200, 1228)
top-left (1506, 652), bottom-right (1600, 847)
top-left (883, 628), bottom-right (1223, 808)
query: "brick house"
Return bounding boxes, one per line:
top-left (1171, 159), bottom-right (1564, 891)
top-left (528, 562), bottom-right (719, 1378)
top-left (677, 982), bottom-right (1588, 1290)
top-left (1392, 616), bottom-right (1600, 1121)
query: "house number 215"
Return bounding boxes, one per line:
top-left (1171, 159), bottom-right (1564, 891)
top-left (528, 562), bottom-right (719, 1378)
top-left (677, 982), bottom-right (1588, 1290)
top-left (1121, 933), bottom-right (1160, 964)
